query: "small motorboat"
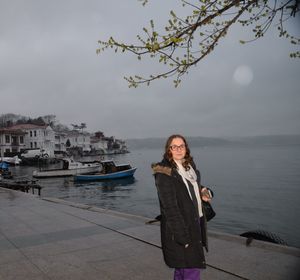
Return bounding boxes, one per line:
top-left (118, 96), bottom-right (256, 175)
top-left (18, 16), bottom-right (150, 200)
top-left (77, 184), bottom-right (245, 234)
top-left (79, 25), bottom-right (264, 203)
top-left (0, 156), bottom-right (22, 165)
top-left (74, 160), bottom-right (137, 181)
top-left (32, 158), bottom-right (101, 178)
top-left (0, 162), bottom-right (13, 179)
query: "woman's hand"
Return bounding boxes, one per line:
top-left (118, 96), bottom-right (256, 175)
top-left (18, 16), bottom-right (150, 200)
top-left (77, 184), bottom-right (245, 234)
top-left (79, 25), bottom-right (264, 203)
top-left (201, 188), bottom-right (212, 202)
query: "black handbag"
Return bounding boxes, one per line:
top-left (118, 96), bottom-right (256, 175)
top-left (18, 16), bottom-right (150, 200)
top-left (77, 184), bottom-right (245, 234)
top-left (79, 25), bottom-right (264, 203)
top-left (202, 200), bottom-right (216, 221)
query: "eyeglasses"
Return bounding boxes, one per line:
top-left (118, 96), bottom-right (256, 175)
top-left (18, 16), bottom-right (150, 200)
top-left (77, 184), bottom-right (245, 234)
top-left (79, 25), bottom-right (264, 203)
top-left (170, 144), bottom-right (186, 151)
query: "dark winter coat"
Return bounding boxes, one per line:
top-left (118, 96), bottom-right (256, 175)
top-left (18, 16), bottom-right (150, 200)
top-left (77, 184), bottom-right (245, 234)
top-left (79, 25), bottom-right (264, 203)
top-left (152, 159), bottom-right (208, 269)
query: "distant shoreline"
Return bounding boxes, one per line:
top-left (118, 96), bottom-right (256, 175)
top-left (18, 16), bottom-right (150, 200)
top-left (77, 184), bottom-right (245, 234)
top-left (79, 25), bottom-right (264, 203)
top-left (126, 134), bottom-right (300, 149)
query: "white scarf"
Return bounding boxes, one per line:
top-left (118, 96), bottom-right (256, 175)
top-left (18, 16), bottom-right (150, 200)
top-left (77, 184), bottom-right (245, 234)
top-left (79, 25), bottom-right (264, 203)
top-left (175, 160), bottom-right (203, 217)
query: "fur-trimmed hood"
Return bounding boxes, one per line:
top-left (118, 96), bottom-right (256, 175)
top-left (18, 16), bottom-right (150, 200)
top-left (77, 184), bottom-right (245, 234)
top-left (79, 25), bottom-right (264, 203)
top-left (151, 162), bottom-right (172, 176)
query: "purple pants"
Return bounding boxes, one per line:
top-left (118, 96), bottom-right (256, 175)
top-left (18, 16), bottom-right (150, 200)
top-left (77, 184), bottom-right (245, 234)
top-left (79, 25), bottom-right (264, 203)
top-left (174, 268), bottom-right (201, 280)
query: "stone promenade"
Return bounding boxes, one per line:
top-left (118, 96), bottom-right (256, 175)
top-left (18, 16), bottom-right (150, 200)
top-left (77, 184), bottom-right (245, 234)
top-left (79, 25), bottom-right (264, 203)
top-left (0, 187), bottom-right (299, 280)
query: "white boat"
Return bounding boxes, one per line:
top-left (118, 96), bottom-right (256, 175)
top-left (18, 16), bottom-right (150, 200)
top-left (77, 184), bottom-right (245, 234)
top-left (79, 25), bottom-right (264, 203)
top-left (32, 158), bottom-right (101, 178)
top-left (0, 156), bottom-right (22, 165)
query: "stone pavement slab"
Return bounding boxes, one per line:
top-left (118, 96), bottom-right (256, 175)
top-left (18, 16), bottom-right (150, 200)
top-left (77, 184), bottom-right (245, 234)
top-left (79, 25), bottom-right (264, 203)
top-left (0, 187), bottom-right (299, 280)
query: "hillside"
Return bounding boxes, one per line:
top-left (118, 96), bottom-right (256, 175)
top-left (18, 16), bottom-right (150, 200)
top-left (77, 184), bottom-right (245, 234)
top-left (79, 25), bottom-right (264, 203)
top-left (126, 135), bottom-right (300, 149)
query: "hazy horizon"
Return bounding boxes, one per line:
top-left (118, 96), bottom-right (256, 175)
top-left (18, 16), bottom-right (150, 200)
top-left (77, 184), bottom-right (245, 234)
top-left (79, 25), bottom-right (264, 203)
top-left (126, 134), bottom-right (300, 149)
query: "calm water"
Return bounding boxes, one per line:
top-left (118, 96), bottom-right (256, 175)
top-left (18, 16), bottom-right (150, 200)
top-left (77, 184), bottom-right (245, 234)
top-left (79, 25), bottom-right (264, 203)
top-left (10, 145), bottom-right (300, 248)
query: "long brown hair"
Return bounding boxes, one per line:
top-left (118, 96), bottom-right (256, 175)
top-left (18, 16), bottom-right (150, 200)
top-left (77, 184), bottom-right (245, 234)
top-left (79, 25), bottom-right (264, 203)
top-left (163, 134), bottom-right (193, 170)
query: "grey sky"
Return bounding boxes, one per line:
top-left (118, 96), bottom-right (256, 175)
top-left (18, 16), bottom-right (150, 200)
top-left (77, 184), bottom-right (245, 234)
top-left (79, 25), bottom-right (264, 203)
top-left (1, 0), bottom-right (299, 139)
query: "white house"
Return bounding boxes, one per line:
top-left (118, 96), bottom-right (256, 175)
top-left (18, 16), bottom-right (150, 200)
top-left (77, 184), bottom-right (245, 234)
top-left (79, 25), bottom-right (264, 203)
top-left (7, 124), bottom-right (55, 156)
top-left (54, 131), bottom-right (67, 152)
top-left (65, 131), bottom-right (91, 152)
top-left (90, 137), bottom-right (108, 154)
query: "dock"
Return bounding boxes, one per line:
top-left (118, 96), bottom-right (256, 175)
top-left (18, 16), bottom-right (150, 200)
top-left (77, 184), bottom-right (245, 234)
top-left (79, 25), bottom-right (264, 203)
top-left (0, 187), bottom-right (299, 280)
top-left (0, 179), bottom-right (42, 196)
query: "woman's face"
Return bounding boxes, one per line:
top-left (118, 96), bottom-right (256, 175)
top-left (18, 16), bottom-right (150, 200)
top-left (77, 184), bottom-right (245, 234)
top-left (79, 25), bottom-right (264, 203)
top-left (169, 137), bottom-right (186, 162)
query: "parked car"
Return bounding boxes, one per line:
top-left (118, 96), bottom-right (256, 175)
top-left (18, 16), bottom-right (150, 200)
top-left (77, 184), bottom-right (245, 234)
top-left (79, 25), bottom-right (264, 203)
top-left (21, 149), bottom-right (51, 159)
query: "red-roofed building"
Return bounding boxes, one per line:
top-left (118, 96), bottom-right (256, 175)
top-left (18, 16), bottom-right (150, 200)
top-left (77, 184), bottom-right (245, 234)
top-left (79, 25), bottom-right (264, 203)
top-left (0, 128), bottom-right (26, 157)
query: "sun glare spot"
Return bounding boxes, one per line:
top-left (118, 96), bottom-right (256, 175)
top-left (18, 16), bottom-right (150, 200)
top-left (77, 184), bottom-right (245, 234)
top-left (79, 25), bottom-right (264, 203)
top-left (233, 65), bottom-right (253, 86)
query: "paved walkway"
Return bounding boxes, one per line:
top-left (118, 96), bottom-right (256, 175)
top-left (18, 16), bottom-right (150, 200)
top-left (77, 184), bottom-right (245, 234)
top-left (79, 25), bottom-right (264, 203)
top-left (0, 187), bottom-right (299, 280)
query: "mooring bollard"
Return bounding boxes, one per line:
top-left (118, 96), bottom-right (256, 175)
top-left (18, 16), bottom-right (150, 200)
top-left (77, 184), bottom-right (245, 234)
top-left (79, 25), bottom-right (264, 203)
top-left (31, 185), bottom-right (42, 196)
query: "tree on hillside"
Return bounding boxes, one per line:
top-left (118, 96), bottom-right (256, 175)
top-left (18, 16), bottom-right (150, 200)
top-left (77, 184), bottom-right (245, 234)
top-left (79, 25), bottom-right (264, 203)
top-left (80, 123), bottom-right (87, 132)
top-left (71, 123), bottom-right (87, 132)
top-left (97, 0), bottom-right (299, 87)
top-left (15, 118), bottom-right (26, 125)
top-left (41, 115), bottom-right (56, 126)
top-left (66, 139), bottom-right (71, 148)
top-left (52, 123), bottom-right (70, 131)
top-left (32, 117), bottom-right (46, 126)
top-left (0, 113), bottom-right (26, 127)
top-left (71, 124), bottom-right (80, 130)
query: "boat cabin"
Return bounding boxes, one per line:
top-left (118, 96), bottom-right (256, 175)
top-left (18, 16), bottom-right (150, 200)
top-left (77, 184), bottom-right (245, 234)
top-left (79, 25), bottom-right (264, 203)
top-left (101, 160), bottom-right (132, 174)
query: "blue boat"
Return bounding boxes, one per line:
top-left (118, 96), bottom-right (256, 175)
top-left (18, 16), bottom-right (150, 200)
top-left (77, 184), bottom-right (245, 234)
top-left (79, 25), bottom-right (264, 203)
top-left (0, 162), bottom-right (13, 179)
top-left (74, 160), bottom-right (137, 181)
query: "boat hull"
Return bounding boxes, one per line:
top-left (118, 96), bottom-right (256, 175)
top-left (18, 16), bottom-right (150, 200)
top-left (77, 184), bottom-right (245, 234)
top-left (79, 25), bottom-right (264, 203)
top-left (74, 167), bottom-right (137, 181)
top-left (0, 156), bottom-right (22, 165)
top-left (33, 166), bottom-right (100, 178)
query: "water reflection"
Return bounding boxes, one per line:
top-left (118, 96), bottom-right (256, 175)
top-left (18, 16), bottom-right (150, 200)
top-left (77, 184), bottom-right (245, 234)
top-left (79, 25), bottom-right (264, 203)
top-left (54, 176), bottom-right (137, 211)
top-left (73, 177), bottom-right (136, 201)
top-left (75, 176), bottom-right (136, 189)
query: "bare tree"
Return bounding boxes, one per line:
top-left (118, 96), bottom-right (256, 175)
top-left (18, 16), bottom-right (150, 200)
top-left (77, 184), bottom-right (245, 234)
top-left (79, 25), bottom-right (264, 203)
top-left (97, 0), bottom-right (299, 87)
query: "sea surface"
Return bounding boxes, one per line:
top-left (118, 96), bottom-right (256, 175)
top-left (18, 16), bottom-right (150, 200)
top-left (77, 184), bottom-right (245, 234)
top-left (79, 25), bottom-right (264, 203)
top-left (10, 144), bottom-right (300, 248)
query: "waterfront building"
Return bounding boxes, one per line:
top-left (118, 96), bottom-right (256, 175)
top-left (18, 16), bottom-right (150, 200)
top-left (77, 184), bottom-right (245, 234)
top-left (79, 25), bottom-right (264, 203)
top-left (113, 138), bottom-right (128, 153)
top-left (0, 128), bottom-right (26, 157)
top-left (90, 132), bottom-right (128, 154)
top-left (54, 131), bottom-right (67, 153)
top-left (1, 121), bottom-right (128, 157)
top-left (65, 130), bottom-right (91, 152)
top-left (105, 136), bottom-right (128, 154)
top-left (90, 131), bottom-right (109, 154)
top-left (7, 124), bottom-right (55, 157)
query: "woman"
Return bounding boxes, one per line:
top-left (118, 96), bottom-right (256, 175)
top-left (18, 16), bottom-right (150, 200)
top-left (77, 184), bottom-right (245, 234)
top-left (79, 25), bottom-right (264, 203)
top-left (152, 134), bottom-right (212, 280)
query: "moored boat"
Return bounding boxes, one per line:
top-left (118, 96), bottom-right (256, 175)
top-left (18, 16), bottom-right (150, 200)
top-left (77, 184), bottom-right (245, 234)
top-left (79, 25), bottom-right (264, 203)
top-left (32, 158), bottom-right (101, 178)
top-left (0, 156), bottom-right (22, 165)
top-left (74, 160), bottom-right (137, 181)
top-left (0, 162), bottom-right (13, 179)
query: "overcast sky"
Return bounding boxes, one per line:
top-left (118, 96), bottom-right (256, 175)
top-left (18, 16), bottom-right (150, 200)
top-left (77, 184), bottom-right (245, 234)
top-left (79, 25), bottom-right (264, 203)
top-left (1, 0), bottom-right (299, 139)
